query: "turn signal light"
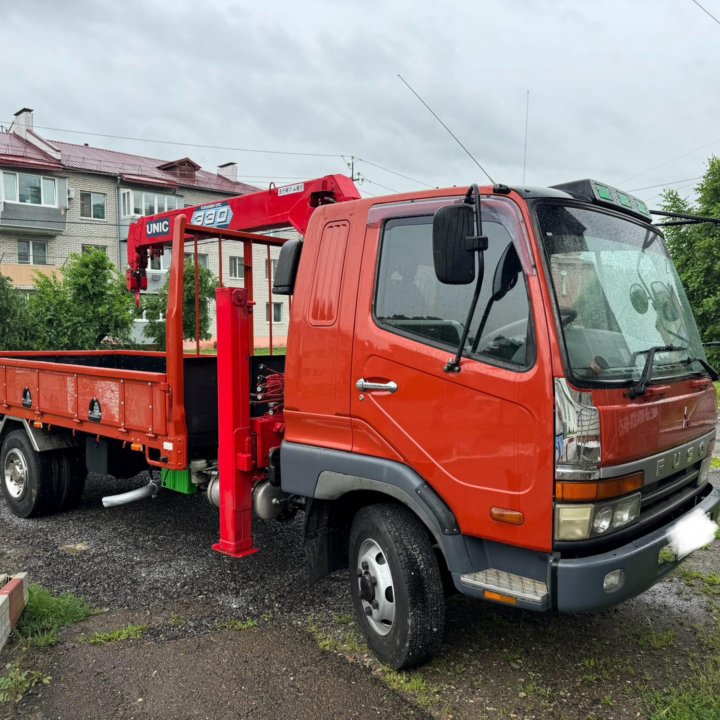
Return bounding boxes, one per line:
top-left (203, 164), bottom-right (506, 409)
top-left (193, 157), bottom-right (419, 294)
top-left (490, 507), bottom-right (525, 526)
top-left (130, 443), bottom-right (144, 452)
top-left (483, 590), bottom-right (518, 605)
top-left (556, 471), bottom-right (644, 501)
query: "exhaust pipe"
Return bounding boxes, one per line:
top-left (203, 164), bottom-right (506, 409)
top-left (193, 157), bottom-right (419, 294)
top-left (102, 479), bottom-right (159, 508)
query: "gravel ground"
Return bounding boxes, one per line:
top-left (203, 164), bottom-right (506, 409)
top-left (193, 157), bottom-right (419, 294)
top-left (1, 471), bottom-right (719, 719)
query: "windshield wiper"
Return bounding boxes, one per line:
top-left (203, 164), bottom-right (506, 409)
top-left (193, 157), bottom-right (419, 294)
top-left (678, 356), bottom-right (719, 381)
top-left (628, 345), bottom-right (687, 399)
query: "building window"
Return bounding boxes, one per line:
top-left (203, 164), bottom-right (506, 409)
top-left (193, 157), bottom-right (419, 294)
top-left (81, 244), bottom-right (107, 254)
top-left (265, 258), bottom-right (278, 280)
top-left (18, 239), bottom-right (48, 265)
top-left (266, 302), bottom-right (283, 323)
top-left (184, 252), bottom-right (208, 269)
top-left (80, 192), bottom-right (106, 220)
top-left (229, 256), bottom-right (244, 279)
top-left (150, 250), bottom-right (171, 271)
top-left (2, 172), bottom-right (57, 206)
top-left (120, 189), bottom-right (180, 218)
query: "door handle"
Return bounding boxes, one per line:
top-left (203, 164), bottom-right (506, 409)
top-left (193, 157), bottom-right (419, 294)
top-left (355, 378), bottom-right (398, 393)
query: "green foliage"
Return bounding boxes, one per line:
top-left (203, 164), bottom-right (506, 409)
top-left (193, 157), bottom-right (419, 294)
top-left (82, 624), bottom-right (146, 644)
top-left (661, 157), bottom-right (720, 367)
top-left (0, 273), bottom-right (31, 350)
top-left (14, 585), bottom-right (94, 647)
top-left (0, 662), bottom-right (51, 703)
top-left (219, 618), bottom-right (258, 631)
top-left (26, 249), bottom-right (134, 350)
top-left (142, 261), bottom-right (217, 349)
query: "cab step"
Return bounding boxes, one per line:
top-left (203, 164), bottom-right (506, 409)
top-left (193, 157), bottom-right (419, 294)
top-left (460, 568), bottom-right (549, 604)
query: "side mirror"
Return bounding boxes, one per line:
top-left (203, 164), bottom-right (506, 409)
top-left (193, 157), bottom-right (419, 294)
top-left (273, 239), bottom-right (302, 295)
top-left (432, 205), bottom-right (477, 284)
top-left (491, 243), bottom-right (521, 301)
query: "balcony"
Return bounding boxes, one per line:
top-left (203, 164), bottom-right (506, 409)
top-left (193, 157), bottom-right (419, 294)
top-left (0, 263), bottom-right (59, 289)
top-left (0, 201), bottom-right (67, 234)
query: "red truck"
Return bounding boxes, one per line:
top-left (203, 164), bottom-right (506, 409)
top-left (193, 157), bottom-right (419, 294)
top-left (1, 175), bottom-right (719, 668)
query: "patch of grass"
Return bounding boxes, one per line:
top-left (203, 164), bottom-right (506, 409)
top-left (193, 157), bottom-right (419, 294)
top-left (307, 616), bottom-right (362, 654)
top-left (711, 457), bottom-right (720, 470)
top-left (168, 613), bottom-right (185, 627)
top-left (14, 585), bottom-right (93, 647)
top-left (0, 662), bottom-right (51, 703)
top-left (82, 624), bottom-right (146, 645)
top-left (334, 613), bottom-right (355, 626)
top-left (638, 618), bottom-right (676, 650)
top-left (677, 568), bottom-right (720, 596)
top-left (644, 610), bottom-right (720, 720)
top-left (645, 668), bottom-right (720, 720)
top-left (220, 618), bottom-right (258, 631)
top-left (582, 656), bottom-right (634, 683)
top-left (380, 668), bottom-right (439, 708)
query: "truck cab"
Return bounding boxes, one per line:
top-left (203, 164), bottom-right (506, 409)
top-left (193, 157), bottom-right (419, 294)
top-left (278, 179), bottom-right (720, 667)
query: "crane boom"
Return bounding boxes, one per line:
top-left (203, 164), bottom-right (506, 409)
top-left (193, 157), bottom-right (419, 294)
top-left (126, 174), bottom-right (361, 293)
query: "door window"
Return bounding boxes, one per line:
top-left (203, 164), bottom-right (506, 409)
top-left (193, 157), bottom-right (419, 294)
top-left (374, 213), bottom-right (534, 369)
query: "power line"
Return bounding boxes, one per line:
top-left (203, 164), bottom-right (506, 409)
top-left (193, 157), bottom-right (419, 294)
top-left (2, 120), bottom-right (443, 192)
top-left (358, 175), bottom-right (400, 193)
top-left (628, 176), bottom-right (703, 192)
top-left (691, 0), bottom-right (720, 26)
top-left (0, 121), bottom-right (344, 159)
top-left (617, 135), bottom-right (720, 184)
top-left (354, 159), bottom-right (435, 189)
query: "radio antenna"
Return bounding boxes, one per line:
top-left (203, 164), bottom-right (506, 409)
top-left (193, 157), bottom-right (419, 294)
top-left (397, 74), bottom-right (496, 185)
top-left (522, 90), bottom-right (530, 184)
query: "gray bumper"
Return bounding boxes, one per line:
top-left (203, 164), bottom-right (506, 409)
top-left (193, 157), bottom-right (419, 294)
top-left (555, 486), bottom-right (720, 612)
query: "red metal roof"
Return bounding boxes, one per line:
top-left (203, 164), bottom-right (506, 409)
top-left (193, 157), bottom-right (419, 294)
top-left (0, 130), bottom-right (257, 195)
top-left (0, 132), bottom-right (63, 172)
top-left (49, 140), bottom-right (257, 194)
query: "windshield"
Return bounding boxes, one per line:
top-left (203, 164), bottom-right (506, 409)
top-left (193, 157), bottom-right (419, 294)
top-left (536, 203), bottom-right (707, 385)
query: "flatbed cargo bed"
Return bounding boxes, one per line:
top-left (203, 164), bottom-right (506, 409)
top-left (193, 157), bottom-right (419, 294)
top-left (0, 350), bottom-right (219, 469)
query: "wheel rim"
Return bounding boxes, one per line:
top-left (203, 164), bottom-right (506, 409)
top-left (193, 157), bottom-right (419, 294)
top-left (356, 538), bottom-right (395, 637)
top-left (4, 448), bottom-right (28, 500)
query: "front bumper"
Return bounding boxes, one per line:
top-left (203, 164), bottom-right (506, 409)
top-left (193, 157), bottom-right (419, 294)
top-left (555, 485), bottom-right (720, 612)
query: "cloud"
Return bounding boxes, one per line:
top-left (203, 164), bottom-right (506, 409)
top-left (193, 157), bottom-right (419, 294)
top-left (1, 0), bottom-right (719, 203)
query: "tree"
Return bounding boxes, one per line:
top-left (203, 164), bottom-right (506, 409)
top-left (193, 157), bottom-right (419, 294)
top-left (660, 156), bottom-right (720, 366)
top-left (0, 273), bottom-right (32, 350)
top-left (142, 261), bottom-right (218, 350)
top-left (27, 249), bottom-right (134, 350)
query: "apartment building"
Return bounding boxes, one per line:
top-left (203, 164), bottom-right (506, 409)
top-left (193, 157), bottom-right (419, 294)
top-left (0, 108), bottom-right (291, 346)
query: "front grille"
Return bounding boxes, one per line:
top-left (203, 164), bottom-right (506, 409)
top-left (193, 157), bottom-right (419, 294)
top-left (639, 462), bottom-right (702, 526)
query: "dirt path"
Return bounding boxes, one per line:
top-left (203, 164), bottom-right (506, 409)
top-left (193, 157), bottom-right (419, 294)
top-left (1, 473), bottom-right (718, 719)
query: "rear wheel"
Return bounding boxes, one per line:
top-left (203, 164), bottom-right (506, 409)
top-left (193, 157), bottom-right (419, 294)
top-left (53, 450), bottom-right (86, 511)
top-left (1, 430), bottom-right (55, 518)
top-left (349, 503), bottom-right (445, 669)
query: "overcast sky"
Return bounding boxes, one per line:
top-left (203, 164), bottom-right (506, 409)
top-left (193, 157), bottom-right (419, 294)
top-left (2, 0), bottom-right (719, 208)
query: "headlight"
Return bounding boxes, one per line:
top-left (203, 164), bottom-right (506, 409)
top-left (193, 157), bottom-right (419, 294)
top-left (555, 505), bottom-right (593, 540)
top-left (555, 492), bottom-right (642, 541)
top-left (592, 505), bottom-right (613, 534)
top-left (612, 494), bottom-right (642, 529)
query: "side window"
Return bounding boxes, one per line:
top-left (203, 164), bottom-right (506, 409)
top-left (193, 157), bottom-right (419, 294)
top-left (375, 215), bottom-right (534, 369)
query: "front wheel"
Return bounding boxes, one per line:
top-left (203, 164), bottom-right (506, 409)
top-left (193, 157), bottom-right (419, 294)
top-left (349, 503), bottom-right (445, 669)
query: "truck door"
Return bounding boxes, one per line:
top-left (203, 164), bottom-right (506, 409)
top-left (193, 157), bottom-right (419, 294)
top-left (350, 197), bottom-right (555, 551)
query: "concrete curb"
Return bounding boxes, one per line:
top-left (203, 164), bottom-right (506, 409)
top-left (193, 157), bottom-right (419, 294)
top-left (0, 572), bottom-right (28, 654)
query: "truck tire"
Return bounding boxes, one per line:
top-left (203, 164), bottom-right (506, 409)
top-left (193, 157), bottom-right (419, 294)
top-left (349, 503), bottom-right (445, 669)
top-left (53, 450), bottom-right (86, 511)
top-left (0, 430), bottom-right (56, 518)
